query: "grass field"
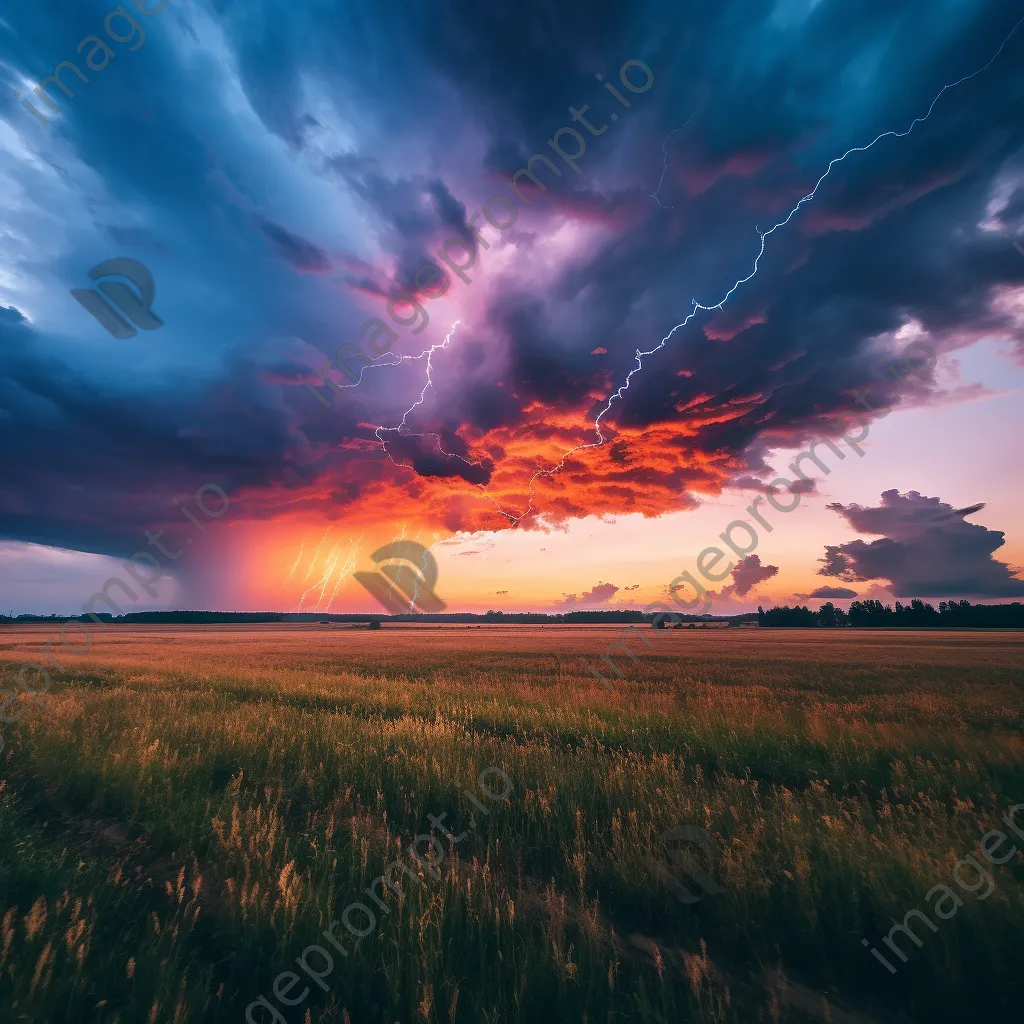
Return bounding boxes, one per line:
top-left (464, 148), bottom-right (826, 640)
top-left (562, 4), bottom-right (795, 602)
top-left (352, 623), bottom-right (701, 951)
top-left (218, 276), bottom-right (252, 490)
top-left (0, 623), bottom-right (1022, 1024)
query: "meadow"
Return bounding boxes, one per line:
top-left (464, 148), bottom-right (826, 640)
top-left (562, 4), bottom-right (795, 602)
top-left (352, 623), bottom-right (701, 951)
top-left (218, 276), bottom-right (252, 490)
top-left (0, 623), bottom-right (1022, 1024)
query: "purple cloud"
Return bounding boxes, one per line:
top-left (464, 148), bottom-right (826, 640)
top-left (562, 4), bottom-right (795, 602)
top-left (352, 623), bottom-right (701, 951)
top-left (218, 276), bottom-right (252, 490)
top-left (819, 490), bottom-right (1024, 598)
top-left (730, 555), bottom-right (780, 596)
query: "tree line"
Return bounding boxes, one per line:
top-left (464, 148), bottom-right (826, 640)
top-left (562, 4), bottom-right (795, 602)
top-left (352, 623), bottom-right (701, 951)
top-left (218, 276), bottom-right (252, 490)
top-left (757, 599), bottom-right (1024, 628)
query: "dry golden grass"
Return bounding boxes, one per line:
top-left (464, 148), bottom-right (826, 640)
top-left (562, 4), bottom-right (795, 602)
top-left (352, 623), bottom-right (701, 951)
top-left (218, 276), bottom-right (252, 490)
top-left (0, 623), bottom-right (1022, 1023)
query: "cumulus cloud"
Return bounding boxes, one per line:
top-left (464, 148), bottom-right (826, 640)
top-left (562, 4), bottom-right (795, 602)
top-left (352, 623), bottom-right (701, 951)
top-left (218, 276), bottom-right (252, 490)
top-left (558, 582), bottom-right (620, 608)
top-left (729, 555), bottom-right (780, 597)
top-left (818, 490), bottom-right (1024, 597)
top-left (688, 555), bottom-right (781, 613)
top-left (798, 586), bottom-right (860, 600)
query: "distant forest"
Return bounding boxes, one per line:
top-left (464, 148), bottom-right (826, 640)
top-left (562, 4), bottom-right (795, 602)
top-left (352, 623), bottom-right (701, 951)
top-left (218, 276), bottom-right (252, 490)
top-left (0, 609), bottom-right (674, 625)
top-left (757, 599), bottom-right (1024, 628)
top-left (1, 600), bottom-right (1021, 627)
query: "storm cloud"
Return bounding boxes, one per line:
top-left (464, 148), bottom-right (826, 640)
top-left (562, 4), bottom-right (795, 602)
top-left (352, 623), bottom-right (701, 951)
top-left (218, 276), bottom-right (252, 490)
top-left (818, 490), bottom-right (1024, 598)
top-left (0, 0), bottom-right (1022, 566)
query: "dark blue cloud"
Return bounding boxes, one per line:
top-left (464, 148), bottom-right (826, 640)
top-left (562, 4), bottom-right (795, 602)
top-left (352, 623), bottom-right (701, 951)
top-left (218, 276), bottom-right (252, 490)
top-left (256, 218), bottom-right (332, 273)
top-left (0, 0), bottom-right (1022, 562)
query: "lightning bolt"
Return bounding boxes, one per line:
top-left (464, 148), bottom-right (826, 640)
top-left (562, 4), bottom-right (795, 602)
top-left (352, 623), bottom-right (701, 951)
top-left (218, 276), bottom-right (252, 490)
top-left (374, 320), bottom-right (464, 466)
top-left (303, 527), bottom-right (333, 583)
top-left (295, 534), bottom-right (363, 611)
top-left (284, 542), bottom-right (305, 585)
top-left (325, 537), bottom-right (363, 609)
top-left (379, 525), bottom-right (412, 609)
top-left (650, 112), bottom-right (697, 210)
top-left (317, 541), bottom-right (345, 607)
top-left (406, 531), bottom-right (441, 610)
top-left (373, 527), bottom-right (441, 612)
top-left (325, 317), bottom-right (471, 398)
top-left (491, 14), bottom-right (1024, 527)
top-left (616, 17), bottom-right (1024, 420)
top-left (298, 537), bottom-right (339, 608)
top-left (319, 17), bottom-right (1023, 534)
top-left (411, 536), bottom-right (434, 610)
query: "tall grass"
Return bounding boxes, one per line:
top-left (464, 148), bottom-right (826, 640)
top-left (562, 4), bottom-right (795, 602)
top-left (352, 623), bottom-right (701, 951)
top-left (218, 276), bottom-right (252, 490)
top-left (0, 624), bottom-right (1021, 1023)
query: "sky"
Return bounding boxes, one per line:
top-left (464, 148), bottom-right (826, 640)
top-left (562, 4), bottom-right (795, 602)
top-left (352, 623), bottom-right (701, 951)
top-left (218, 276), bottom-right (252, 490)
top-left (1, 0), bottom-right (1023, 616)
